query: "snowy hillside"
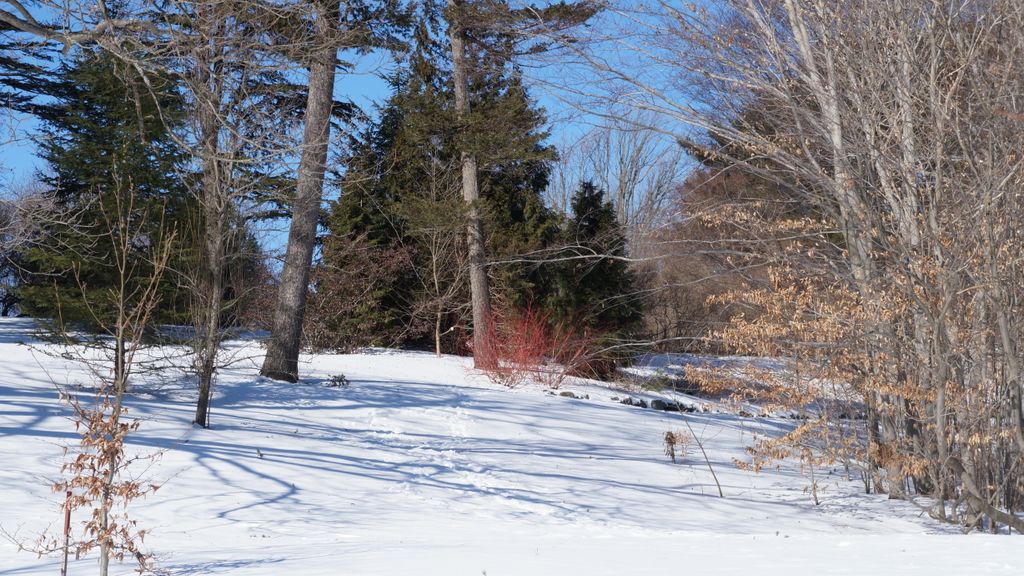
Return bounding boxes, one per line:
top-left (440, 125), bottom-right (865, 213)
top-left (0, 318), bottom-right (1020, 575)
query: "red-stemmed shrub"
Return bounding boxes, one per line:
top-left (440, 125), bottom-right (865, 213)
top-left (477, 304), bottom-right (599, 388)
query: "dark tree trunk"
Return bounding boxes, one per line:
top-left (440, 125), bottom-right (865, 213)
top-left (260, 1), bottom-right (339, 382)
top-left (0, 294), bottom-right (17, 317)
top-left (447, 0), bottom-right (495, 369)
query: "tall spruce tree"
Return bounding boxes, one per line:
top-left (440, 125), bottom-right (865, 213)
top-left (549, 181), bottom-right (642, 334)
top-left (444, 0), bottom-right (597, 366)
top-left (260, 0), bottom-right (410, 382)
top-left (320, 7), bottom-right (570, 354)
top-left (318, 14), bottom-right (459, 351)
top-left (311, 96), bottom-right (421, 351)
top-left (17, 51), bottom-right (193, 328)
top-left (475, 72), bottom-right (561, 308)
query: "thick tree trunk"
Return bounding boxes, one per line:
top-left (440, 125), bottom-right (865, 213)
top-left (261, 1), bottom-right (339, 382)
top-left (193, 111), bottom-right (226, 427)
top-left (447, 0), bottom-right (495, 368)
top-left (192, 14), bottom-right (228, 427)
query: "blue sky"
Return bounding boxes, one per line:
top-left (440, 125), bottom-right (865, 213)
top-left (1, 1), bottom-right (696, 197)
top-left (0, 48), bottom-right (398, 192)
top-left (1, 115), bottom-right (41, 187)
top-left (0, 1), bottom-right (692, 263)
top-left (0, 48), bottom-right (588, 193)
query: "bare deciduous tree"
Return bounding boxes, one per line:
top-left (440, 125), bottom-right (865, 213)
top-left (0, 181), bottom-right (58, 315)
top-left (1, 0), bottom-right (297, 425)
top-left (23, 178), bottom-right (174, 576)
top-left (396, 157), bottom-right (468, 357)
top-left (571, 0), bottom-right (1024, 530)
top-left (549, 111), bottom-right (684, 250)
top-left (158, 1), bottom-right (294, 427)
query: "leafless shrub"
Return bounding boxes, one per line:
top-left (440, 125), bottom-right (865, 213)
top-left (663, 429), bottom-right (691, 464)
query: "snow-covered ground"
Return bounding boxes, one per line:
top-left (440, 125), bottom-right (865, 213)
top-left (0, 317), bottom-right (1020, 575)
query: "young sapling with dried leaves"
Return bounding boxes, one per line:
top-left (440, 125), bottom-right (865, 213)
top-left (34, 181), bottom-right (175, 575)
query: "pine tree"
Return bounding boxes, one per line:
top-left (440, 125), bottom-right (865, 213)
top-left (310, 102), bottom-right (420, 350)
top-left (0, 21), bottom-right (55, 117)
top-left (17, 51), bottom-right (194, 329)
top-left (1, 26), bottom-right (58, 317)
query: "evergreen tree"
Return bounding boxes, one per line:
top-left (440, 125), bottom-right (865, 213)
top-left (310, 117), bottom-right (418, 351)
top-left (318, 8), bottom-right (565, 353)
top-left (16, 51), bottom-right (194, 328)
top-left (549, 181), bottom-right (642, 334)
top-left (1, 25), bottom-right (56, 316)
top-left (260, 0), bottom-right (411, 382)
top-left (443, 0), bottom-right (598, 366)
top-left (0, 21), bottom-right (56, 118)
top-left (315, 21), bottom-right (451, 350)
top-left (474, 73), bottom-right (561, 308)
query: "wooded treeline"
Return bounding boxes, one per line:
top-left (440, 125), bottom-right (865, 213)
top-left (0, 1), bottom-right (639, 398)
top-left (2, 0), bottom-right (1024, 538)
top-left (580, 0), bottom-right (1024, 533)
